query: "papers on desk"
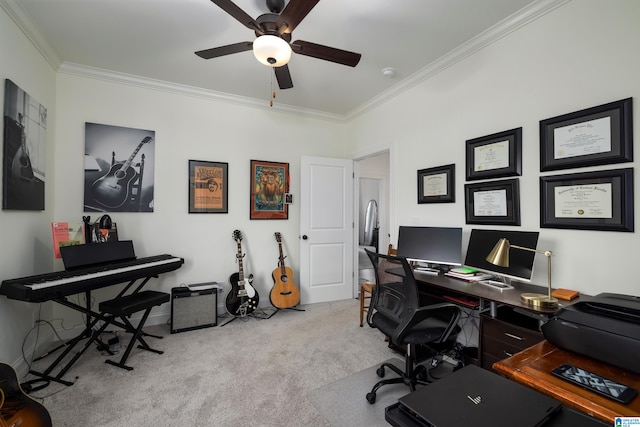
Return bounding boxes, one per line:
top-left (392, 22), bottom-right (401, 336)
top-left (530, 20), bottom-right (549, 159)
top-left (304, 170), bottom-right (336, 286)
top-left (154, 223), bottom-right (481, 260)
top-left (445, 271), bottom-right (493, 282)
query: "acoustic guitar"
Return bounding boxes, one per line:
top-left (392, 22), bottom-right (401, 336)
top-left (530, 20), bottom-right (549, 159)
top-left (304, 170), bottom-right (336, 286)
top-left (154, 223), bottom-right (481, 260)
top-left (0, 363), bottom-right (52, 427)
top-left (90, 136), bottom-right (152, 209)
top-left (226, 230), bottom-right (259, 316)
top-left (269, 232), bottom-right (300, 309)
top-left (10, 113), bottom-right (35, 181)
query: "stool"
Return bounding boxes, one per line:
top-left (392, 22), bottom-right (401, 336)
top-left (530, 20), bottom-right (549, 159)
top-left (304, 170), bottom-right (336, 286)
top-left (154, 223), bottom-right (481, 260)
top-left (359, 282), bottom-right (374, 327)
top-left (99, 290), bottom-right (170, 370)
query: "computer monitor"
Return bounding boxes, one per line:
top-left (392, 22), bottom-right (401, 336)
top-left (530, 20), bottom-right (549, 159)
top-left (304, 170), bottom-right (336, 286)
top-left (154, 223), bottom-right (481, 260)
top-left (397, 226), bottom-right (463, 269)
top-left (464, 229), bottom-right (539, 283)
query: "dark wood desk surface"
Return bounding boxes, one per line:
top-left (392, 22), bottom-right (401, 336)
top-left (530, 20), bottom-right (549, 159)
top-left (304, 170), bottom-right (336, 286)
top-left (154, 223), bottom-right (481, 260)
top-left (412, 270), bottom-right (585, 316)
top-left (493, 340), bottom-right (640, 423)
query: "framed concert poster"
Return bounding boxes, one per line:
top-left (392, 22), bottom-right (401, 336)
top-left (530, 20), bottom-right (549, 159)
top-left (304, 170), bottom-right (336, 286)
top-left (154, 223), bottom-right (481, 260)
top-left (189, 160), bottom-right (228, 213)
top-left (540, 98), bottom-right (633, 171)
top-left (540, 168), bottom-right (633, 232)
top-left (464, 178), bottom-right (521, 226)
top-left (250, 159), bottom-right (289, 220)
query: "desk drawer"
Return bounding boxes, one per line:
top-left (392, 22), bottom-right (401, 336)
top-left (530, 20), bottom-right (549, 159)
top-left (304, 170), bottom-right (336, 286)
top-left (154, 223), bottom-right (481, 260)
top-left (482, 316), bottom-right (542, 348)
top-left (483, 335), bottom-right (526, 361)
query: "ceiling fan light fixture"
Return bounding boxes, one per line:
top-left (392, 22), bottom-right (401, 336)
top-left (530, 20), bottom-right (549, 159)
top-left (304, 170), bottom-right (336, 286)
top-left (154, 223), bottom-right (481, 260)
top-left (253, 35), bottom-right (292, 67)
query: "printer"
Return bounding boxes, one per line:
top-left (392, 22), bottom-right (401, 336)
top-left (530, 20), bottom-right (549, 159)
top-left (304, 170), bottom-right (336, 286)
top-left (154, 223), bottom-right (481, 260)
top-left (541, 292), bottom-right (640, 374)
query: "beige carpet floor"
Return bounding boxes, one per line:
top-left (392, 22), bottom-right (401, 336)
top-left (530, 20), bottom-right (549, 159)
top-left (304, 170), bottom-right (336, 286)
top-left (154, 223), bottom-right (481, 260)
top-left (29, 299), bottom-right (408, 426)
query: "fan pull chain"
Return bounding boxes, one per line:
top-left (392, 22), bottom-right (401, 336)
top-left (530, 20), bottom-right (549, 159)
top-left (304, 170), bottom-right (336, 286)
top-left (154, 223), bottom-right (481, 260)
top-left (270, 72), bottom-right (276, 107)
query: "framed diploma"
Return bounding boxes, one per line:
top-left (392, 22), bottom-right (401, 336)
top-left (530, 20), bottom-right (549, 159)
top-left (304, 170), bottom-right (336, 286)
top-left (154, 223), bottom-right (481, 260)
top-left (465, 127), bottom-right (522, 181)
top-left (540, 168), bottom-right (633, 232)
top-left (540, 98), bottom-right (633, 171)
top-left (464, 178), bottom-right (520, 225)
top-left (417, 164), bottom-right (455, 204)
top-left (189, 160), bottom-right (228, 213)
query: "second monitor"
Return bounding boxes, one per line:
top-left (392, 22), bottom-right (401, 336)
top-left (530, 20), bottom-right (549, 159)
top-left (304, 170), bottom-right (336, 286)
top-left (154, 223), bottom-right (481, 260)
top-left (397, 226), bottom-right (463, 272)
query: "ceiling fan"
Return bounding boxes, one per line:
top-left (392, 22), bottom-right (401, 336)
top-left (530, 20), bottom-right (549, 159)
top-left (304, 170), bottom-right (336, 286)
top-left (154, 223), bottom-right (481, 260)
top-left (195, 0), bottom-right (362, 90)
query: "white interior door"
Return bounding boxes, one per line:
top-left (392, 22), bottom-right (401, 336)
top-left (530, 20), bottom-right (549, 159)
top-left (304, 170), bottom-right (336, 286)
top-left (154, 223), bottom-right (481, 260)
top-left (299, 156), bottom-right (353, 304)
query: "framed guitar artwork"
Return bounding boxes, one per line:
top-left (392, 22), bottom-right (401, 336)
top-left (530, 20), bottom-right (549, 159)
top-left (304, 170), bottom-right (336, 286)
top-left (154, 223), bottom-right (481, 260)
top-left (83, 122), bottom-right (155, 213)
top-left (2, 79), bottom-right (46, 211)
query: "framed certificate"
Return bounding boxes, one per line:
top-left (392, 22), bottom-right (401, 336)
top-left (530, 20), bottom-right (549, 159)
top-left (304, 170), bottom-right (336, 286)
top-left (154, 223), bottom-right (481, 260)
top-left (540, 98), bottom-right (633, 171)
top-left (464, 178), bottom-right (520, 225)
top-left (465, 127), bottom-right (522, 181)
top-left (540, 168), bottom-right (633, 232)
top-left (417, 164), bottom-right (455, 204)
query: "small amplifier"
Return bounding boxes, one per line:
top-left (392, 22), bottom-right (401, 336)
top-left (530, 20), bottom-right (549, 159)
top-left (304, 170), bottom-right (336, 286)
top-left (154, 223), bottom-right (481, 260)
top-left (170, 285), bottom-right (217, 333)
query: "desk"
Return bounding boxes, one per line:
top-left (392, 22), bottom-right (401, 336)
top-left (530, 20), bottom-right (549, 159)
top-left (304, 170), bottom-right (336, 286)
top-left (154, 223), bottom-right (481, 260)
top-left (412, 271), bottom-right (581, 318)
top-left (412, 271), bottom-right (584, 370)
top-left (493, 340), bottom-right (640, 423)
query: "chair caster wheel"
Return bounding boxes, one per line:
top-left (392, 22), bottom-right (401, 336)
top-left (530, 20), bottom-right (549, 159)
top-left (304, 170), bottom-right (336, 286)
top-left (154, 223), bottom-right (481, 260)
top-left (366, 392), bottom-right (376, 404)
top-left (376, 366), bottom-right (385, 377)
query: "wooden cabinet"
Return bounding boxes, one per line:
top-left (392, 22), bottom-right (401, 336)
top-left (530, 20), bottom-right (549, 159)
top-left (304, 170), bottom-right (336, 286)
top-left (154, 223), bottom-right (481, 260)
top-left (480, 306), bottom-right (543, 372)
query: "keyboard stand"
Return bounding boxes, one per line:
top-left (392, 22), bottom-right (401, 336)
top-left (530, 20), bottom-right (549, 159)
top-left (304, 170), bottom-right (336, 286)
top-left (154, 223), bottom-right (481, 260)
top-left (26, 276), bottom-right (158, 387)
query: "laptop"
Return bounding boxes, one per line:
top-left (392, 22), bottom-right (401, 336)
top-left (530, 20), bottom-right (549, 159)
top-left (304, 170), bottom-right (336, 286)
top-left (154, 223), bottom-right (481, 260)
top-left (397, 364), bottom-right (562, 427)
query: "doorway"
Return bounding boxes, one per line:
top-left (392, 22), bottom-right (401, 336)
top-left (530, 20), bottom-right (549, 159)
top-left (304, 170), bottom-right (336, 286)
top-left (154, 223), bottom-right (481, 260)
top-left (355, 150), bottom-right (391, 297)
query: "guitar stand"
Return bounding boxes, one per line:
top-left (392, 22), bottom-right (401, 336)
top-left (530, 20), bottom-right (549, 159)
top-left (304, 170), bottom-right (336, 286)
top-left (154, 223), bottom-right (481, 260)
top-left (220, 302), bottom-right (250, 327)
top-left (265, 306), bottom-right (305, 319)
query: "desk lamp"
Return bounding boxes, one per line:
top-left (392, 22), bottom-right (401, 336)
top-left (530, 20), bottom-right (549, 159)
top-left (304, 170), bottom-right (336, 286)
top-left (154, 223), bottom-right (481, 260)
top-left (486, 238), bottom-right (558, 309)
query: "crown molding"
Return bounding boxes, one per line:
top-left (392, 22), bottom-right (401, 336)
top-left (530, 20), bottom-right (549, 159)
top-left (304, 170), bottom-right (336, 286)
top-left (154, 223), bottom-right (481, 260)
top-left (58, 62), bottom-right (345, 122)
top-left (346, 0), bottom-right (571, 120)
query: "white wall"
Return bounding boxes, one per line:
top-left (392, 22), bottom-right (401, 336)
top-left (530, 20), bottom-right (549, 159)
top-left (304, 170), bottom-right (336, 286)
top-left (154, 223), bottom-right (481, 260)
top-left (347, 0), bottom-right (640, 297)
top-left (51, 73), bottom-right (348, 326)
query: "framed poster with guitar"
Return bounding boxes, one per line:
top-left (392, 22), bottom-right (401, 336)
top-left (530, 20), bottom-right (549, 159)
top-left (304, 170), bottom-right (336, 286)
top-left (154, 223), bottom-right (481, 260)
top-left (2, 79), bottom-right (47, 210)
top-left (83, 122), bottom-right (155, 213)
top-left (250, 159), bottom-right (289, 219)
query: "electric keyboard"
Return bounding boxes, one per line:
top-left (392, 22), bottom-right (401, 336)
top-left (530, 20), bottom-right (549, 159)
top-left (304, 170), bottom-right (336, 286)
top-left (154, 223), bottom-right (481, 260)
top-left (0, 254), bottom-right (184, 302)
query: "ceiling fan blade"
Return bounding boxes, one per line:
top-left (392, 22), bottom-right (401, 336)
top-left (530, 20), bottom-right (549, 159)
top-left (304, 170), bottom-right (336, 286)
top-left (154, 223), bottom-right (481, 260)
top-left (210, 0), bottom-right (263, 33)
top-left (292, 40), bottom-right (361, 67)
top-left (276, 0), bottom-right (320, 34)
top-left (195, 42), bottom-right (253, 59)
top-left (274, 65), bottom-right (293, 89)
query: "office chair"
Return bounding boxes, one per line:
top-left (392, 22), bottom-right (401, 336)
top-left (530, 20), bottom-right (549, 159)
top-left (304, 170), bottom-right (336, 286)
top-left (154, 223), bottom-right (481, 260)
top-left (360, 244), bottom-right (397, 326)
top-left (364, 249), bottom-right (461, 404)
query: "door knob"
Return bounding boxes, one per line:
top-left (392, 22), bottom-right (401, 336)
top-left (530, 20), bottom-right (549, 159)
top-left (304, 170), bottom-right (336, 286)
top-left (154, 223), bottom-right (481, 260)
top-left (302, 235), bottom-right (308, 240)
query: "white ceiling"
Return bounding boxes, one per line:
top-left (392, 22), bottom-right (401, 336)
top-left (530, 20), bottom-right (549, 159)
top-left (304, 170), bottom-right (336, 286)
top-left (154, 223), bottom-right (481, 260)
top-left (4, 0), bottom-right (552, 118)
